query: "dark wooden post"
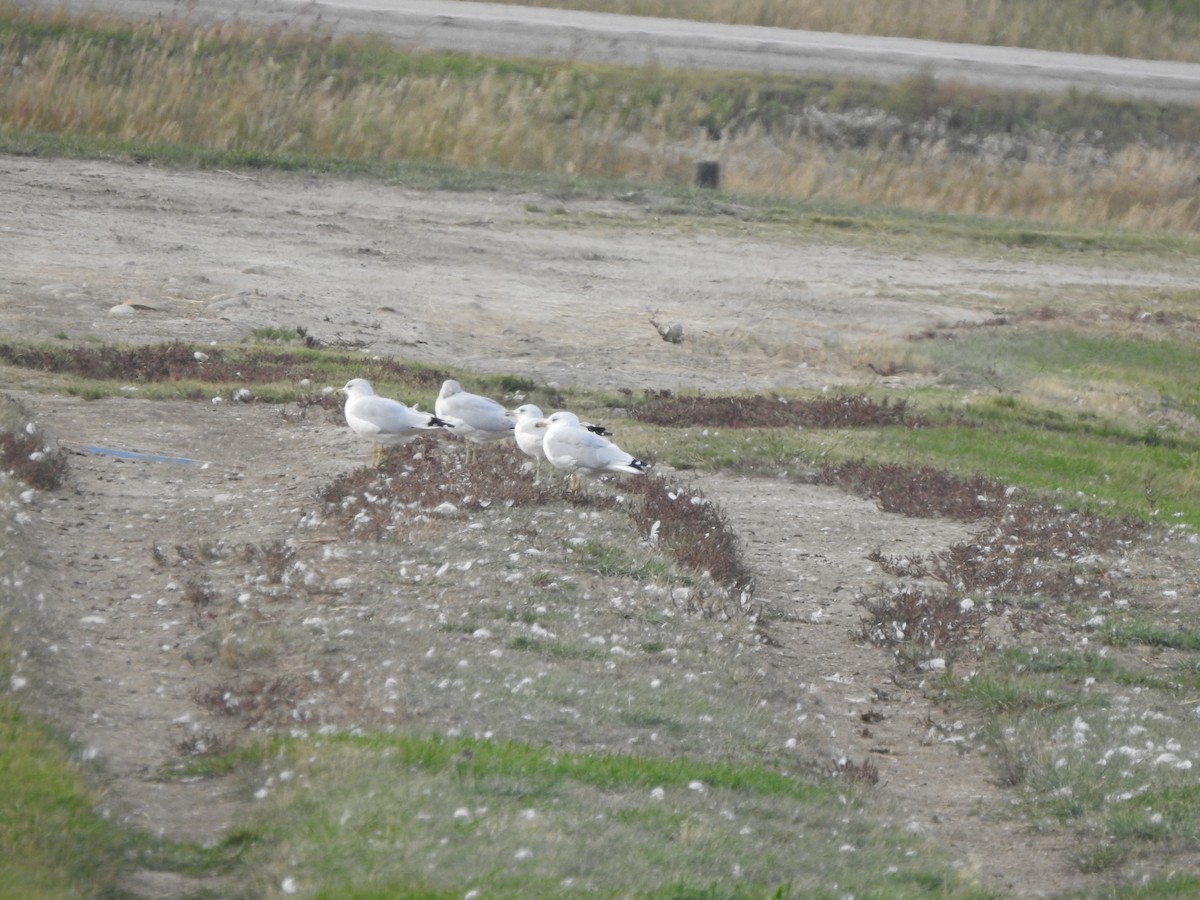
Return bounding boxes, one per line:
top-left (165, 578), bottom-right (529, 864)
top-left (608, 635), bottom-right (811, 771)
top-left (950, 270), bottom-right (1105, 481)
top-left (695, 161), bottom-right (720, 189)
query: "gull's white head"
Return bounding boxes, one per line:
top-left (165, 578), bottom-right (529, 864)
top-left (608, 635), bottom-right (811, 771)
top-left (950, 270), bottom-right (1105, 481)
top-left (342, 378), bottom-right (374, 397)
top-left (546, 411), bottom-right (581, 427)
top-left (438, 379), bottom-right (462, 399)
top-left (512, 404), bottom-right (545, 421)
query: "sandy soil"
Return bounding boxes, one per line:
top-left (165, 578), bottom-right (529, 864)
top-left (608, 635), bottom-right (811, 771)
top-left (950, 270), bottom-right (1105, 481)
top-left (3, 156), bottom-right (1199, 897)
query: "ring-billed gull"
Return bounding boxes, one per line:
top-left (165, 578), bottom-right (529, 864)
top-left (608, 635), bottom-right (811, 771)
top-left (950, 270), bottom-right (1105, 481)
top-left (512, 404), bottom-right (551, 477)
top-left (542, 410), bottom-right (646, 492)
top-left (342, 378), bottom-right (452, 465)
top-left (435, 379), bottom-right (515, 461)
top-left (512, 404), bottom-right (614, 480)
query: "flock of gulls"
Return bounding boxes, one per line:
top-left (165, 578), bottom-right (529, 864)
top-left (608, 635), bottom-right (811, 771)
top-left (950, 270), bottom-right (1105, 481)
top-left (341, 378), bottom-right (647, 491)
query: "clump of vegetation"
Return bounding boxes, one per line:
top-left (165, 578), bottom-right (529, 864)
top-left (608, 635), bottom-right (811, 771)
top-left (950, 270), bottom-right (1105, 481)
top-left (815, 460), bottom-right (1010, 521)
top-left (319, 435), bottom-right (755, 603)
top-left (833, 756), bottom-right (882, 786)
top-left (319, 438), bottom-right (564, 539)
top-left (0, 340), bottom-right (208, 381)
top-left (195, 676), bottom-right (318, 730)
top-left (0, 338), bottom-right (446, 394)
top-left (623, 473), bottom-right (754, 597)
top-left (876, 502), bottom-right (1140, 596)
top-left (245, 326), bottom-right (303, 344)
top-left (0, 425), bottom-right (67, 490)
top-left (633, 391), bottom-right (918, 428)
top-left (239, 540), bottom-right (298, 585)
top-left (846, 459), bottom-right (1145, 661)
top-left (184, 577), bottom-right (217, 624)
top-left (859, 585), bottom-right (988, 657)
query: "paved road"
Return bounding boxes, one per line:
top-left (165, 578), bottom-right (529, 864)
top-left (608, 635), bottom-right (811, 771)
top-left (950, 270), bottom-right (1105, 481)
top-left (23, 0), bottom-right (1200, 102)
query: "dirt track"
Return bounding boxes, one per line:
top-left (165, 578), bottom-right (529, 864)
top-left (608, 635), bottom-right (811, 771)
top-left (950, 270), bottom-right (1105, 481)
top-left (6, 156), bottom-right (1194, 392)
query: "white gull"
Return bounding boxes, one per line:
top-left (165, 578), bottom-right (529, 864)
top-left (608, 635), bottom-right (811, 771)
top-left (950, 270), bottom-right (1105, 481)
top-left (435, 379), bottom-right (516, 461)
top-left (542, 410), bottom-right (645, 492)
top-left (341, 377), bottom-right (452, 465)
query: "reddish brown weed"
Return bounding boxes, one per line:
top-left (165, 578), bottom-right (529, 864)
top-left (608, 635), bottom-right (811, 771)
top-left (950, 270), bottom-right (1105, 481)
top-left (633, 392), bottom-right (918, 429)
top-left (0, 427), bottom-right (68, 489)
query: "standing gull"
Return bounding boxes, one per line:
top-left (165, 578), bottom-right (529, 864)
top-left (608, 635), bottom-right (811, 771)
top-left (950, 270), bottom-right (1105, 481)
top-left (341, 378), bottom-right (452, 466)
top-left (512, 404), bottom-right (551, 478)
top-left (512, 404), bottom-right (615, 480)
top-left (435, 379), bottom-right (515, 462)
top-left (542, 410), bottom-right (646, 492)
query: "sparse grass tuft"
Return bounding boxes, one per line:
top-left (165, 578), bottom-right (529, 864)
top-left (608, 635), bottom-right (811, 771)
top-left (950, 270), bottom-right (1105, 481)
top-left (194, 676), bottom-right (319, 730)
top-left (240, 540), bottom-right (298, 584)
top-left (184, 577), bottom-right (217, 624)
top-left (833, 756), bottom-right (881, 786)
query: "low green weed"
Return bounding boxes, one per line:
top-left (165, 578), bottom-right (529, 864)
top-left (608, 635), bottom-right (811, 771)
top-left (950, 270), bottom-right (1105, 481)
top-left (185, 732), bottom-right (980, 898)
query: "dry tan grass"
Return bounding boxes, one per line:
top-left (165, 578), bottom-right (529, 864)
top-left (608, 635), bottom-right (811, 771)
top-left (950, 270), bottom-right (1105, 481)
top-left (718, 136), bottom-right (1200, 233)
top-left (4, 6), bottom-right (1200, 231)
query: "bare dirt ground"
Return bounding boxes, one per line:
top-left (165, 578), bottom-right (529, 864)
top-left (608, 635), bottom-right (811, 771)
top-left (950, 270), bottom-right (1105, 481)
top-left (3, 156), bottom-right (1199, 897)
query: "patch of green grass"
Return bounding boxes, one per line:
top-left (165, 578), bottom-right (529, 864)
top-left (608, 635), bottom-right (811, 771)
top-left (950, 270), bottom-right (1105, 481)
top-left (1099, 873), bottom-right (1200, 898)
top-left (576, 538), bottom-right (672, 581)
top-left (1103, 619), bottom-right (1200, 653)
top-left (1001, 647), bottom-right (1172, 690)
top-left (1107, 782), bottom-right (1200, 843)
top-left (943, 670), bottom-right (1098, 716)
top-left (506, 635), bottom-right (607, 660)
top-left (871, 423), bottom-right (1199, 524)
top-left (175, 732), bottom-right (981, 898)
top-left (0, 696), bottom-right (128, 896)
top-left (0, 628), bottom-right (245, 894)
top-left (636, 394), bottom-right (1200, 526)
top-left (933, 629), bottom-right (1200, 879)
top-left (923, 326), bottom-right (1200, 417)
